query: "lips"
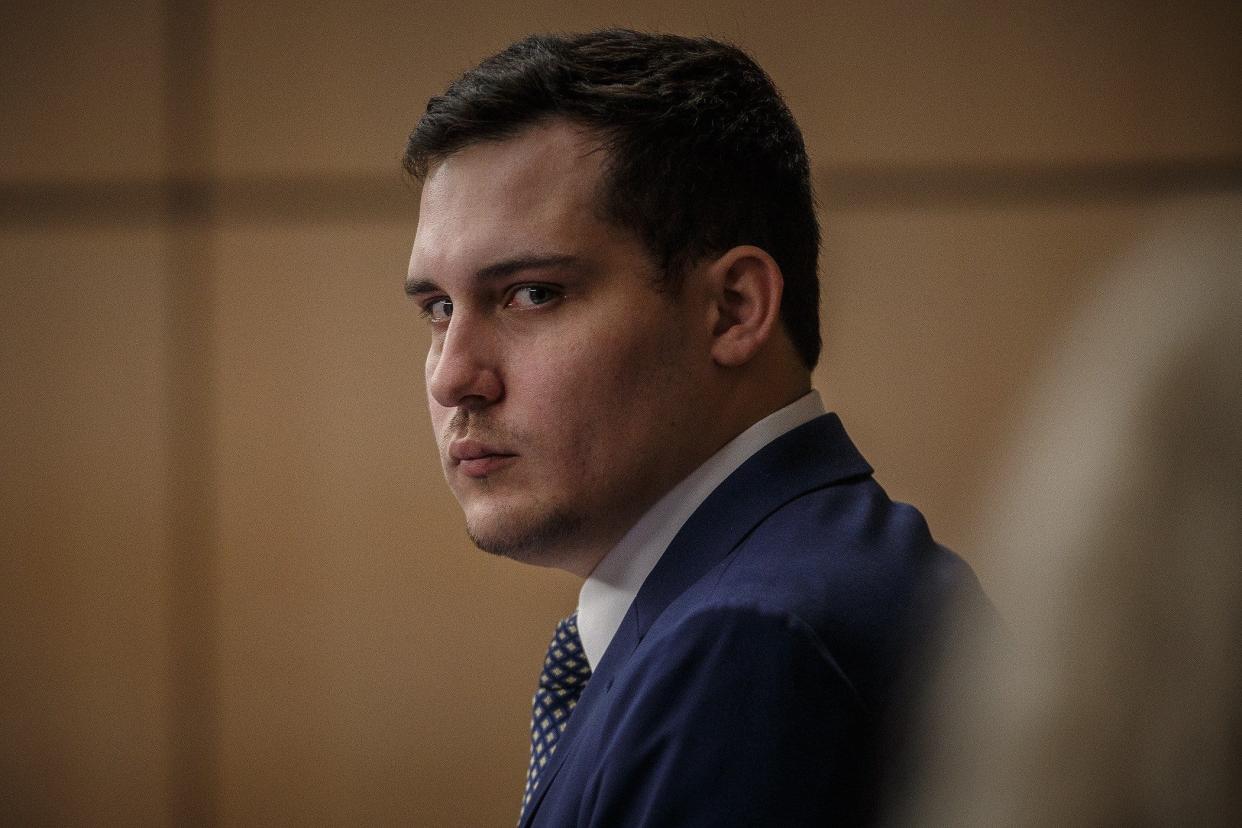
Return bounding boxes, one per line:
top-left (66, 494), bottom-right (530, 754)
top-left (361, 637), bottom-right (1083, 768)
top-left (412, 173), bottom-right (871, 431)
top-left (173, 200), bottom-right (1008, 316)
top-left (449, 438), bottom-right (517, 479)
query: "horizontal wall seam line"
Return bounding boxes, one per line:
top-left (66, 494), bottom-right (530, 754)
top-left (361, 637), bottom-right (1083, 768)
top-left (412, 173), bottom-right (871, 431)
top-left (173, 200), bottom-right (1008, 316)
top-left (1, 160), bottom-right (1240, 225)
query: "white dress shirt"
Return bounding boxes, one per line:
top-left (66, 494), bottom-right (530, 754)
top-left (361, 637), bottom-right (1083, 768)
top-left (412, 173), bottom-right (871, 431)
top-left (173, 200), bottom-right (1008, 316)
top-left (576, 390), bottom-right (827, 669)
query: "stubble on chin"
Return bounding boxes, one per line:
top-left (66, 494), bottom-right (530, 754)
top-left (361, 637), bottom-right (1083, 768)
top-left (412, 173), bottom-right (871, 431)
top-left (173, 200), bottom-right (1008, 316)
top-left (464, 502), bottom-right (586, 566)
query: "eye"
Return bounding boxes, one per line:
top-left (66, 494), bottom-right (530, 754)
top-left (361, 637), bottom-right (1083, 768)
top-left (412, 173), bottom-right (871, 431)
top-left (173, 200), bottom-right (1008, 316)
top-left (422, 297), bottom-right (453, 323)
top-left (506, 284), bottom-right (561, 310)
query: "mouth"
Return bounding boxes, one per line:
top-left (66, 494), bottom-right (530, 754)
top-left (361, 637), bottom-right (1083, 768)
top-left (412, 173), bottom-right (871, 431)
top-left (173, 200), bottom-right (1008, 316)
top-left (449, 439), bottom-right (518, 479)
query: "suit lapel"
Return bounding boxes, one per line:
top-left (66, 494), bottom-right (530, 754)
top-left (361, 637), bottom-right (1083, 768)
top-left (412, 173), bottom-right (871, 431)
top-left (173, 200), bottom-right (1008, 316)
top-left (520, 413), bottom-right (871, 826)
top-left (630, 413), bottom-right (871, 638)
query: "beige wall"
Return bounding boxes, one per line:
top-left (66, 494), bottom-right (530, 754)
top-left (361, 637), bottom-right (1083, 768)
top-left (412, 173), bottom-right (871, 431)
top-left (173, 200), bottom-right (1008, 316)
top-left (2, 1), bottom-right (1239, 824)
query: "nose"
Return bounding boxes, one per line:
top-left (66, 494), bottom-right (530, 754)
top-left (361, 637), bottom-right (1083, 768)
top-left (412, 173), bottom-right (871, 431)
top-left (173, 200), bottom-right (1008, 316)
top-left (426, 313), bottom-right (503, 410)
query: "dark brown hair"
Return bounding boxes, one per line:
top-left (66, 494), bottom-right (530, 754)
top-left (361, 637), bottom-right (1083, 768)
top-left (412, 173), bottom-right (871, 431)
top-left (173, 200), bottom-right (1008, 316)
top-left (405, 29), bottom-right (822, 369)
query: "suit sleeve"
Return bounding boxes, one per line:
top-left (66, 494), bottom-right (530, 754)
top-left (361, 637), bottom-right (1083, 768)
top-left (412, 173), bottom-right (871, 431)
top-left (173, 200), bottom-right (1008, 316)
top-left (577, 603), bottom-right (879, 826)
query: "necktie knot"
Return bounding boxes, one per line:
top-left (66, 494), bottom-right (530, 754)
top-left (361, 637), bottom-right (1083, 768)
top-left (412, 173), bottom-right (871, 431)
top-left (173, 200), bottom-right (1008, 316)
top-left (520, 611), bottom-right (592, 822)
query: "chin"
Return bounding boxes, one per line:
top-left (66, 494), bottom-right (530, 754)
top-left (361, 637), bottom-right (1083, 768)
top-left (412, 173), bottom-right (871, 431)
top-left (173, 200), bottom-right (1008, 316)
top-left (463, 501), bottom-right (586, 566)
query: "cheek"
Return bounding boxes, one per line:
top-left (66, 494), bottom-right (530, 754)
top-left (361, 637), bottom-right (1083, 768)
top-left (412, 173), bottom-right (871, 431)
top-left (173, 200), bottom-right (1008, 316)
top-left (535, 322), bottom-right (684, 444)
top-left (532, 325), bottom-right (652, 403)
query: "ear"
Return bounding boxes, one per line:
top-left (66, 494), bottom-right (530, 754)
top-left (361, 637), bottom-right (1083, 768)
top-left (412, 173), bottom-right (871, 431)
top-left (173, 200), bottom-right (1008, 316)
top-left (705, 245), bottom-right (784, 368)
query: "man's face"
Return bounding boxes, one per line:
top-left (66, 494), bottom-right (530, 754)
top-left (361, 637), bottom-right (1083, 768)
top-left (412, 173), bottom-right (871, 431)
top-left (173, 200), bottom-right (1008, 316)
top-left (407, 121), bottom-right (714, 574)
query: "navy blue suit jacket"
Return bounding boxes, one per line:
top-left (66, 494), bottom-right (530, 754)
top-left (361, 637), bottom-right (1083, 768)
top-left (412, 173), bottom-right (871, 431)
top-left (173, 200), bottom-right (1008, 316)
top-left (522, 413), bottom-right (984, 826)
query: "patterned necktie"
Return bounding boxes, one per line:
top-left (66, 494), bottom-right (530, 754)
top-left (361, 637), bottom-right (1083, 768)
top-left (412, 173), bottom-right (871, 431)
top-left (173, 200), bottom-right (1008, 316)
top-left (520, 611), bottom-right (592, 822)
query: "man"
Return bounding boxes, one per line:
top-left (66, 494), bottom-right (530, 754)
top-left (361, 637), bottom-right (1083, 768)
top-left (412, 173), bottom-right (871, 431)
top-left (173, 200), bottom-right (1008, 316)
top-left (404, 30), bottom-right (984, 826)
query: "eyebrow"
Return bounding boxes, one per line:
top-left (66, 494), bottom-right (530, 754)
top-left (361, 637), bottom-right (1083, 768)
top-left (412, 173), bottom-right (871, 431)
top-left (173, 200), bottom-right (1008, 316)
top-left (405, 254), bottom-right (583, 297)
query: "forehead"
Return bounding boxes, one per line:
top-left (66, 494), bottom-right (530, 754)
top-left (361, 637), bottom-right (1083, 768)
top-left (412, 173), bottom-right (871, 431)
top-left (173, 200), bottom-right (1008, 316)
top-left (408, 122), bottom-right (613, 276)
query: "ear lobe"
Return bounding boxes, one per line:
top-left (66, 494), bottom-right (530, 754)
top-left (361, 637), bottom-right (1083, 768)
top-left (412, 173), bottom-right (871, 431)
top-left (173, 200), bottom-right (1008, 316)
top-left (707, 245), bottom-right (784, 368)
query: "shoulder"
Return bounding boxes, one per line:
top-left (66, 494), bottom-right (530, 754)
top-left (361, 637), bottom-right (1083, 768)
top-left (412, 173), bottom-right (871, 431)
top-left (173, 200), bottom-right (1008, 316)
top-left (729, 477), bottom-right (977, 618)
top-left (665, 478), bottom-right (980, 707)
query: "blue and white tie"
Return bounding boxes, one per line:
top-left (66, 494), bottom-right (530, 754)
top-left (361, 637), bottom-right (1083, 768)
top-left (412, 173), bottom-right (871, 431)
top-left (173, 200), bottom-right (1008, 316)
top-left (520, 612), bottom-right (592, 822)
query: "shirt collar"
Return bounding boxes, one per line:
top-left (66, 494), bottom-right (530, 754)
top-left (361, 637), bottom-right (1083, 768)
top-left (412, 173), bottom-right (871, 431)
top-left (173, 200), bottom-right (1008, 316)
top-left (575, 390), bottom-right (827, 668)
